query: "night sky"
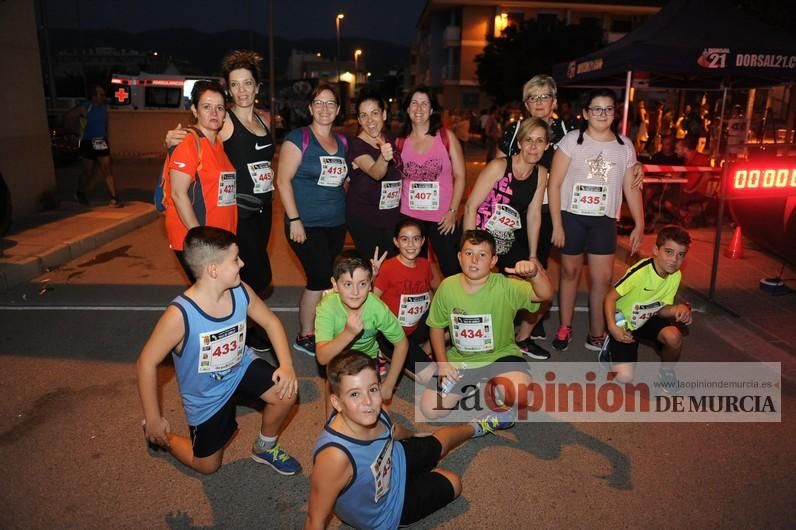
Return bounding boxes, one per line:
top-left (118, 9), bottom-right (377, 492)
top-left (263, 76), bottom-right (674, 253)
top-left (45, 0), bottom-right (428, 46)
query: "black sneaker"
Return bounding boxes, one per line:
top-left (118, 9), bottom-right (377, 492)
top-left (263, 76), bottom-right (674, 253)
top-left (293, 334), bottom-right (316, 356)
top-left (517, 338), bottom-right (551, 360)
top-left (530, 320), bottom-right (546, 341)
top-left (246, 332), bottom-right (273, 354)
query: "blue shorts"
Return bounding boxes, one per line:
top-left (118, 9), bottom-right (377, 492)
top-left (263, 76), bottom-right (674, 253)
top-left (561, 211), bottom-right (617, 255)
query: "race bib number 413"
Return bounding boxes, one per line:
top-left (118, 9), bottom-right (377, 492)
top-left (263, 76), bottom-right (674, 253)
top-left (318, 156), bottom-right (348, 187)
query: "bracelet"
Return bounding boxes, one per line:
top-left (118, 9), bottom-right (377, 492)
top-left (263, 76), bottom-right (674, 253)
top-left (288, 216), bottom-right (301, 223)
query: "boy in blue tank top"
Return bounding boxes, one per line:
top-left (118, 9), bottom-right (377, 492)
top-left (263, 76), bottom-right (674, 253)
top-left (137, 226), bottom-right (300, 475)
top-left (306, 350), bottom-right (514, 530)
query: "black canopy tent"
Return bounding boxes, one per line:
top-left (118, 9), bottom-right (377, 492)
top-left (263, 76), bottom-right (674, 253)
top-left (552, 0), bottom-right (796, 90)
top-left (551, 0), bottom-right (796, 300)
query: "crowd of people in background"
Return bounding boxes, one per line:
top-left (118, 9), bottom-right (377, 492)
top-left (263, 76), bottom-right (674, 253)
top-left (134, 50), bottom-right (698, 529)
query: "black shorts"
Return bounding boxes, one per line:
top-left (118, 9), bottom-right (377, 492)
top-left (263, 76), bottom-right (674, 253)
top-left (607, 315), bottom-right (683, 364)
top-left (560, 211), bottom-right (617, 255)
top-left (285, 223), bottom-right (346, 291)
top-left (188, 358), bottom-right (276, 458)
top-left (378, 320), bottom-right (432, 375)
top-left (399, 436), bottom-right (456, 526)
top-left (431, 354), bottom-right (530, 396)
top-left (79, 137), bottom-right (110, 160)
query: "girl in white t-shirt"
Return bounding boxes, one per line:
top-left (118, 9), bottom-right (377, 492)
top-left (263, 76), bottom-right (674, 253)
top-left (548, 88), bottom-right (644, 353)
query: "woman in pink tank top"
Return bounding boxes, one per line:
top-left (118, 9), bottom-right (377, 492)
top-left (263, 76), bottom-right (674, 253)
top-left (397, 86), bottom-right (466, 277)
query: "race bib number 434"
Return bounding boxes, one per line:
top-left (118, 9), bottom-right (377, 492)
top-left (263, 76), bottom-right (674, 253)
top-left (451, 314), bottom-right (494, 353)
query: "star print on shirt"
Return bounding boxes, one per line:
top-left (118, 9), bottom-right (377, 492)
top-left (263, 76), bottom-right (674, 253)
top-left (585, 152), bottom-right (615, 182)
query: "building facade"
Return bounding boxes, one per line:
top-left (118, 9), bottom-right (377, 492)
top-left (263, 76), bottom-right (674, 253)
top-left (412, 0), bottom-right (662, 111)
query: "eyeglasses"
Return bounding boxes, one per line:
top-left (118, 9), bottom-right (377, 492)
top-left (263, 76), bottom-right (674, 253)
top-left (526, 94), bottom-right (554, 103)
top-left (312, 99), bottom-right (338, 109)
top-left (587, 106), bottom-right (615, 115)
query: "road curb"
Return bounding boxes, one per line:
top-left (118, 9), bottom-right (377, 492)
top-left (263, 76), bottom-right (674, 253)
top-left (0, 205), bottom-right (159, 292)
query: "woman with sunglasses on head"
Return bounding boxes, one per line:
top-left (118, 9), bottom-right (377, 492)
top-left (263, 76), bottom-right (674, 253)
top-left (397, 86), bottom-right (466, 278)
top-left (346, 89), bottom-right (402, 261)
top-left (277, 84), bottom-right (348, 357)
top-left (548, 88), bottom-right (644, 354)
top-left (165, 51), bottom-right (276, 353)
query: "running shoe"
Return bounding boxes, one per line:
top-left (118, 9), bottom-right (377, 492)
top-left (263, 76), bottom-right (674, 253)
top-left (246, 332), bottom-right (274, 354)
top-left (597, 336), bottom-right (612, 370)
top-left (552, 325), bottom-right (573, 351)
top-left (530, 320), bottom-right (547, 341)
top-left (517, 338), bottom-right (551, 360)
top-left (251, 442), bottom-right (302, 475)
top-left (471, 410), bottom-right (515, 437)
top-left (293, 334), bottom-right (316, 356)
top-left (658, 368), bottom-right (681, 395)
top-left (584, 333), bottom-right (607, 352)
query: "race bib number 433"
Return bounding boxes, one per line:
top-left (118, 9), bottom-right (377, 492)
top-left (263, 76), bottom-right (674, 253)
top-left (198, 321), bottom-right (246, 375)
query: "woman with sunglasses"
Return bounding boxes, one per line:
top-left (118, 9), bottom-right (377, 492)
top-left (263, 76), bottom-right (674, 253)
top-left (277, 84), bottom-right (348, 357)
top-left (548, 88), bottom-right (644, 354)
top-left (346, 89), bottom-right (402, 260)
top-left (397, 86), bottom-right (466, 277)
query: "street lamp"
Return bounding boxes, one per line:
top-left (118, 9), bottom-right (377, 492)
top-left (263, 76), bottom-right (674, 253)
top-left (354, 49), bottom-right (362, 91)
top-left (336, 14), bottom-right (344, 84)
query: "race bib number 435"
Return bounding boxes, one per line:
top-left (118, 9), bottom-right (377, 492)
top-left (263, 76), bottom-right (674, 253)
top-left (570, 183), bottom-right (607, 216)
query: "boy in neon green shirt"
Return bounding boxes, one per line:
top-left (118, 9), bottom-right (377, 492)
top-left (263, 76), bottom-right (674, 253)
top-left (601, 225), bottom-right (693, 387)
top-left (316, 250), bottom-right (408, 400)
top-left (420, 230), bottom-right (553, 420)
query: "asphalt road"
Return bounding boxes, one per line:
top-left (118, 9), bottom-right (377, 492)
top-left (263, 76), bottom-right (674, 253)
top-left (1, 150), bottom-right (794, 528)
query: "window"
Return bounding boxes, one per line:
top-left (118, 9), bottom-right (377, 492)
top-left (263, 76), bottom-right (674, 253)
top-left (145, 87), bottom-right (182, 108)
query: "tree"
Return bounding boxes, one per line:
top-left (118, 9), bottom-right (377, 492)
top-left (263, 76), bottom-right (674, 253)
top-left (475, 18), bottom-right (603, 104)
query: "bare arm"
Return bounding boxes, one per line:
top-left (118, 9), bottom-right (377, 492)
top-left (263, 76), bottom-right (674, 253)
top-left (622, 165), bottom-right (645, 255)
top-left (381, 337), bottom-right (407, 401)
top-left (439, 130), bottom-right (466, 234)
top-left (527, 166), bottom-right (547, 258)
top-left (305, 447), bottom-right (352, 530)
top-left (463, 159), bottom-right (503, 231)
top-left (548, 149), bottom-right (571, 248)
top-left (137, 306), bottom-right (185, 446)
top-left (604, 288), bottom-right (633, 343)
top-left (244, 282), bottom-right (296, 400)
top-left (276, 141), bottom-right (306, 243)
top-left (169, 169), bottom-right (200, 229)
top-left (352, 140), bottom-right (392, 180)
top-left (164, 123), bottom-right (187, 149)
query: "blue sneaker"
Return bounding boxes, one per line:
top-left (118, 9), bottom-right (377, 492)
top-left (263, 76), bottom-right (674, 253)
top-left (471, 410), bottom-right (515, 437)
top-left (598, 335), bottom-right (612, 370)
top-left (251, 442), bottom-right (302, 475)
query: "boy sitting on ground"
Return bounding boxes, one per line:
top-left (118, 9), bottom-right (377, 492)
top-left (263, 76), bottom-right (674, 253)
top-left (305, 350), bottom-right (513, 530)
top-left (316, 250), bottom-right (408, 400)
top-left (600, 225), bottom-right (693, 386)
top-left (137, 226), bottom-right (300, 475)
top-left (419, 229), bottom-right (553, 420)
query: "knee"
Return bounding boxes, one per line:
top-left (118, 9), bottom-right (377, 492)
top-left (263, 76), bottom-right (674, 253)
top-left (445, 472), bottom-right (463, 498)
top-left (659, 327), bottom-right (683, 351)
top-left (560, 264), bottom-right (580, 282)
top-left (611, 364), bottom-right (635, 384)
top-left (193, 455), bottom-right (223, 475)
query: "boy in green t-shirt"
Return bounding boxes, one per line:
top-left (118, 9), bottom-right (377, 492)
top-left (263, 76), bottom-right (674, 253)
top-left (601, 225), bottom-right (693, 388)
top-left (316, 250), bottom-right (408, 400)
top-left (420, 230), bottom-right (553, 420)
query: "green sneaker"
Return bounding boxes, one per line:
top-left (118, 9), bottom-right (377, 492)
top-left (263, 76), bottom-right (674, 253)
top-left (251, 442), bottom-right (301, 475)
